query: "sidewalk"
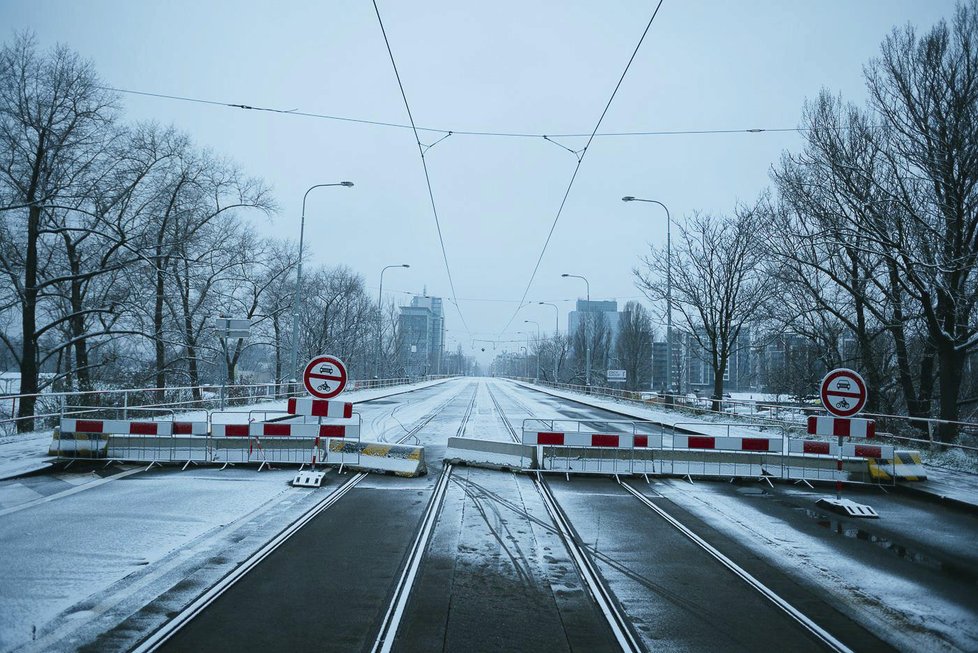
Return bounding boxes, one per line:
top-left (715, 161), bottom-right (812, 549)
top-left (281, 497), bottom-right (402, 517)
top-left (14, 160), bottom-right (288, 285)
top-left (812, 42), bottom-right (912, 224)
top-left (0, 378), bottom-right (451, 481)
top-left (514, 380), bottom-right (978, 514)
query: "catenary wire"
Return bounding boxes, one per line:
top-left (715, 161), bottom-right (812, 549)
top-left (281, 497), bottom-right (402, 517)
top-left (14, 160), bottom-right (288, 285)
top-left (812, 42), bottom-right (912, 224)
top-left (102, 86), bottom-right (807, 139)
top-left (371, 0), bottom-right (472, 339)
top-left (496, 0), bottom-right (665, 339)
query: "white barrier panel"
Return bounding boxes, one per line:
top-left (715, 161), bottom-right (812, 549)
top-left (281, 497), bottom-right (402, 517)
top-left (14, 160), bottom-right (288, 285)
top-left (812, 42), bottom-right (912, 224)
top-left (672, 434), bottom-right (783, 453)
top-left (787, 440), bottom-right (893, 459)
top-left (522, 431), bottom-right (638, 448)
top-left (247, 422), bottom-right (360, 438)
top-left (807, 415), bottom-right (876, 438)
top-left (287, 398), bottom-right (352, 418)
top-left (60, 418), bottom-right (208, 436)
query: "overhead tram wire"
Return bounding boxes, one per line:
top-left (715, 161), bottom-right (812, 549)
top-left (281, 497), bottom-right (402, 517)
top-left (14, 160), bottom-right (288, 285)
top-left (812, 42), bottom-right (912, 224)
top-left (103, 86), bottom-right (808, 139)
top-left (371, 0), bottom-right (473, 340)
top-left (496, 0), bottom-right (666, 339)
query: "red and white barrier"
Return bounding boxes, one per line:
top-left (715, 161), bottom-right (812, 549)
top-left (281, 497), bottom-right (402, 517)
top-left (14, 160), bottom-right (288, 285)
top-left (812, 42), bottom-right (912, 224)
top-left (60, 418), bottom-right (208, 436)
top-left (287, 397), bottom-right (352, 418)
top-left (247, 422), bottom-right (360, 438)
top-left (788, 439), bottom-right (893, 459)
top-left (672, 434), bottom-right (783, 453)
top-left (521, 431), bottom-right (663, 449)
top-left (807, 415), bottom-right (875, 438)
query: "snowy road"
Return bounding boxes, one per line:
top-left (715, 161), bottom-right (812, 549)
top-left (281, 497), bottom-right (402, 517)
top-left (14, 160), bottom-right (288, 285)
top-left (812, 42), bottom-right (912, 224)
top-left (1, 377), bottom-right (976, 652)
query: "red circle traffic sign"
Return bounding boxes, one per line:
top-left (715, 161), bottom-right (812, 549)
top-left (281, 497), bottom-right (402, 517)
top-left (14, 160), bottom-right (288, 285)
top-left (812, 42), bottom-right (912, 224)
top-left (302, 355), bottom-right (348, 399)
top-left (820, 368), bottom-right (867, 417)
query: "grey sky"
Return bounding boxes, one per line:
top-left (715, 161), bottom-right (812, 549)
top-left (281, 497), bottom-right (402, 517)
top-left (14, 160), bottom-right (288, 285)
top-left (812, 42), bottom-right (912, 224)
top-left (1, 1), bottom-right (953, 363)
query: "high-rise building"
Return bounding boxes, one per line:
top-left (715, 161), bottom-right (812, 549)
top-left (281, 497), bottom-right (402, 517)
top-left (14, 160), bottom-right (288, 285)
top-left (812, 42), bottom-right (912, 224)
top-left (398, 294), bottom-right (445, 377)
top-left (567, 300), bottom-right (622, 342)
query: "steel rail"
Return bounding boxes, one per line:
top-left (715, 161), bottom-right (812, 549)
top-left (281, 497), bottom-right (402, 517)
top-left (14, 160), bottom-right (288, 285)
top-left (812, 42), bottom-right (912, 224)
top-left (370, 384), bottom-right (478, 653)
top-left (486, 383), bottom-right (643, 652)
top-left (133, 382), bottom-right (470, 653)
top-left (617, 480), bottom-right (853, 653)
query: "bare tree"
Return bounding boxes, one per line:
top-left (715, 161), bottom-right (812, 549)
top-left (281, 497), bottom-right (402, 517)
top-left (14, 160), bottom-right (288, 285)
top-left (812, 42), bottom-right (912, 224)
top-left (636, 203), bottom-right (771, 410)
top-left (615, 301), bottom-right (655, 391)
top-left (0, 34), bottom-right (117, 430)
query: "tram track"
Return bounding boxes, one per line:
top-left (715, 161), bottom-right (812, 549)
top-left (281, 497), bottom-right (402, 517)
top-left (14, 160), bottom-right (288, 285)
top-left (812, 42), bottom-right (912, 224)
top-left (490, 379), bottom-right (857, 653)
top-left (133, 382), bottom-right (474, 653)
top-left (370, 383), bottom-right (478, 653)
top-left (486, 382), bottom-right (644, 652)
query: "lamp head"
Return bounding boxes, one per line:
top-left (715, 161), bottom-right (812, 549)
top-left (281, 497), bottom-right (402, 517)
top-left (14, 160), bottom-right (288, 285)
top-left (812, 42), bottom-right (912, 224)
top-left (402, 264), bottom-right (410, 268)
top-left (561, 273), bottom-right (570, 278)
top-left (340, 181), bottom-right (354, 187)
top-left (622, 196), bottom-right (635, 202)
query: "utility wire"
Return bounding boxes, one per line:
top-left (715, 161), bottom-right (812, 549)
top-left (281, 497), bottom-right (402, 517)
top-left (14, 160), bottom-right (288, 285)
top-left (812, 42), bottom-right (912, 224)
top-left (103, 85), bottom-right (806, 139)
top-left (371, 0), bottom-right (472, 340)
top-left (497, 0), bottom-right (665, 338)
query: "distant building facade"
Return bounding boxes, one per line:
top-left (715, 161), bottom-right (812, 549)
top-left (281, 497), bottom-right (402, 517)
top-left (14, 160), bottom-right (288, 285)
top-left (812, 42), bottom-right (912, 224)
top-left (567, 300), bottom-right (622, 342)
top-left (398, 294), bottom-right (445, 377)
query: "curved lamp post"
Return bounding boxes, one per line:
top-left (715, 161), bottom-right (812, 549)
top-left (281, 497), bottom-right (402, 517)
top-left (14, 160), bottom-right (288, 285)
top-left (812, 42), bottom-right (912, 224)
top-left (622, 196), bottom-right (672, 394)
top-left (561, 273), bottom-right (591, 386)
top-left (376, 264), bottom-right (410, 379)
top-left (289, 181), bottom-right (354, 383)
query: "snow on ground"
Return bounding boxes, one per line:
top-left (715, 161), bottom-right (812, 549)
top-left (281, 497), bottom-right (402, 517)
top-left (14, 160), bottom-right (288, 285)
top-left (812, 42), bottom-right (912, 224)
top-left (655, 479), bottom-right (978, 652)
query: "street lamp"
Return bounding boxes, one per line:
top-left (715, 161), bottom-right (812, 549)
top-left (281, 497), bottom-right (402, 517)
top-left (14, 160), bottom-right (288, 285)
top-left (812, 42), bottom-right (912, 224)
top-left (623, 196), bottom-right (672, 395)
top-left (561, 273), bottom-right (591, 386)
top-left (538, 301), bottom-right (560, 382)
top-left (289, 181), bottom-right (354, 384)
top-left (376, 263), bottom-right (410, 380)
top-left (524, 320), bottom-right (541, 381)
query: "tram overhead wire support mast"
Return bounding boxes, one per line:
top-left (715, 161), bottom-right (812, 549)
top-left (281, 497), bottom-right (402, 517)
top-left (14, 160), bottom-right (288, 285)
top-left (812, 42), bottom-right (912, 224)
top-left (622, 195), bottom-right (672, 395)
top-left (376, 263), bottom-right (410, 380)
top-left (289, 181), bottom-right (354, 385)
top-left (561, 273), bottom-right (591, 387)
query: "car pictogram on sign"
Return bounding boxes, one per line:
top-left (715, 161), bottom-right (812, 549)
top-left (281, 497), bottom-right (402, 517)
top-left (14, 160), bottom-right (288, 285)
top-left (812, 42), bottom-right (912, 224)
top-left (837, 380), bottom-right (851, 390)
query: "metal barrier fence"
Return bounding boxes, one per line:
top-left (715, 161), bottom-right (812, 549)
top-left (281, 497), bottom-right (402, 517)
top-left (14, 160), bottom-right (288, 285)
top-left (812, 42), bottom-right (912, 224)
top-left (514, 377), bottom-right (977, 462)
top-left (521, 418), bottom-right (898, 487)
top-left (0, 377), bottom-right (419, 435)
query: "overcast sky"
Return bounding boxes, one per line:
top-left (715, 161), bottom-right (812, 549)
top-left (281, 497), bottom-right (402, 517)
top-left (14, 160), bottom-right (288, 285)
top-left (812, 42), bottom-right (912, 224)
top-left (1, 1), bottom-right (954, 363)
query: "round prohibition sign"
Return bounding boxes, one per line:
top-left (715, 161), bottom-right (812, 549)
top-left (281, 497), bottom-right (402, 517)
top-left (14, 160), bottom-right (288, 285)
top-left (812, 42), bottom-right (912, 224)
top-left (819, 368), bottom-right (867, 417)
top-left (302, 355), bottom-right (348, 399)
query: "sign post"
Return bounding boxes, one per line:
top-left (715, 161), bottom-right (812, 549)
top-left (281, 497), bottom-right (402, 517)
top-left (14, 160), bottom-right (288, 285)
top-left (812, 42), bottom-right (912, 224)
top-left (815, 368), bottom-right (879, 518)
top-left (214, 317), bottom-right (251, 409)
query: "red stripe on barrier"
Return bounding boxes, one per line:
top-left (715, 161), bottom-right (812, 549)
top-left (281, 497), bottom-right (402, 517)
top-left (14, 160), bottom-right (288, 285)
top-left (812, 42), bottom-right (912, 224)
top-left (173, 422), bottom-right (193, 435)
top-left (537, 432), bottom-right (565, 445)
top-left (833, 419), bottom-right (851, 437)
top-left (264, 423), bottom-right (291, 436)
top-left (806, 415), bottom-right (817, 434)
top-left (343, 403), bottom-right (353, 418)
top-left (591, 434), bottom-right (619, 447)
top-left (319, 424), bottom-right (346, 437)
top-left (310, 401), bottom-right (328, 417)
top-left (854, 445), bottom-right (882, 458)
top-left (74, 420), bottom-right (104, 433)
top-left (634, 435), bottom-right (648, 448)
top-left (687, 436), bottom-right (715, 449)
top-left (803, 441), bottom-right (831, 454)
top-left (287, 397), bottom-right (297, 414)
top-left (866, 421), bottom-right (876, 439)
top-left (741, 438), bottom-right (770, 451)
top-left (129, 422), bottom-right (159, 435)
top-left (225, 424), bottom-right (249, 437)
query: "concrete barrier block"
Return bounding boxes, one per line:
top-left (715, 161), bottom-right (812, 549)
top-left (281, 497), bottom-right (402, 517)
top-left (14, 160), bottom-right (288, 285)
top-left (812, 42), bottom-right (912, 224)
top-left (445, 437), bottom-right (536, 470)
top-left (327, 439), bottom-right (426, 477)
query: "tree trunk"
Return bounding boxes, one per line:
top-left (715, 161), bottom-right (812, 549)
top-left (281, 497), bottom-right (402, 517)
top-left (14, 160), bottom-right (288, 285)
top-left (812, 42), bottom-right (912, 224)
top-left (15, 134), bottom-right (46, 433)
top-left (935, 341), bottom-right (963, 443)
top-left (153, 260), bottom-right (166, 402)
